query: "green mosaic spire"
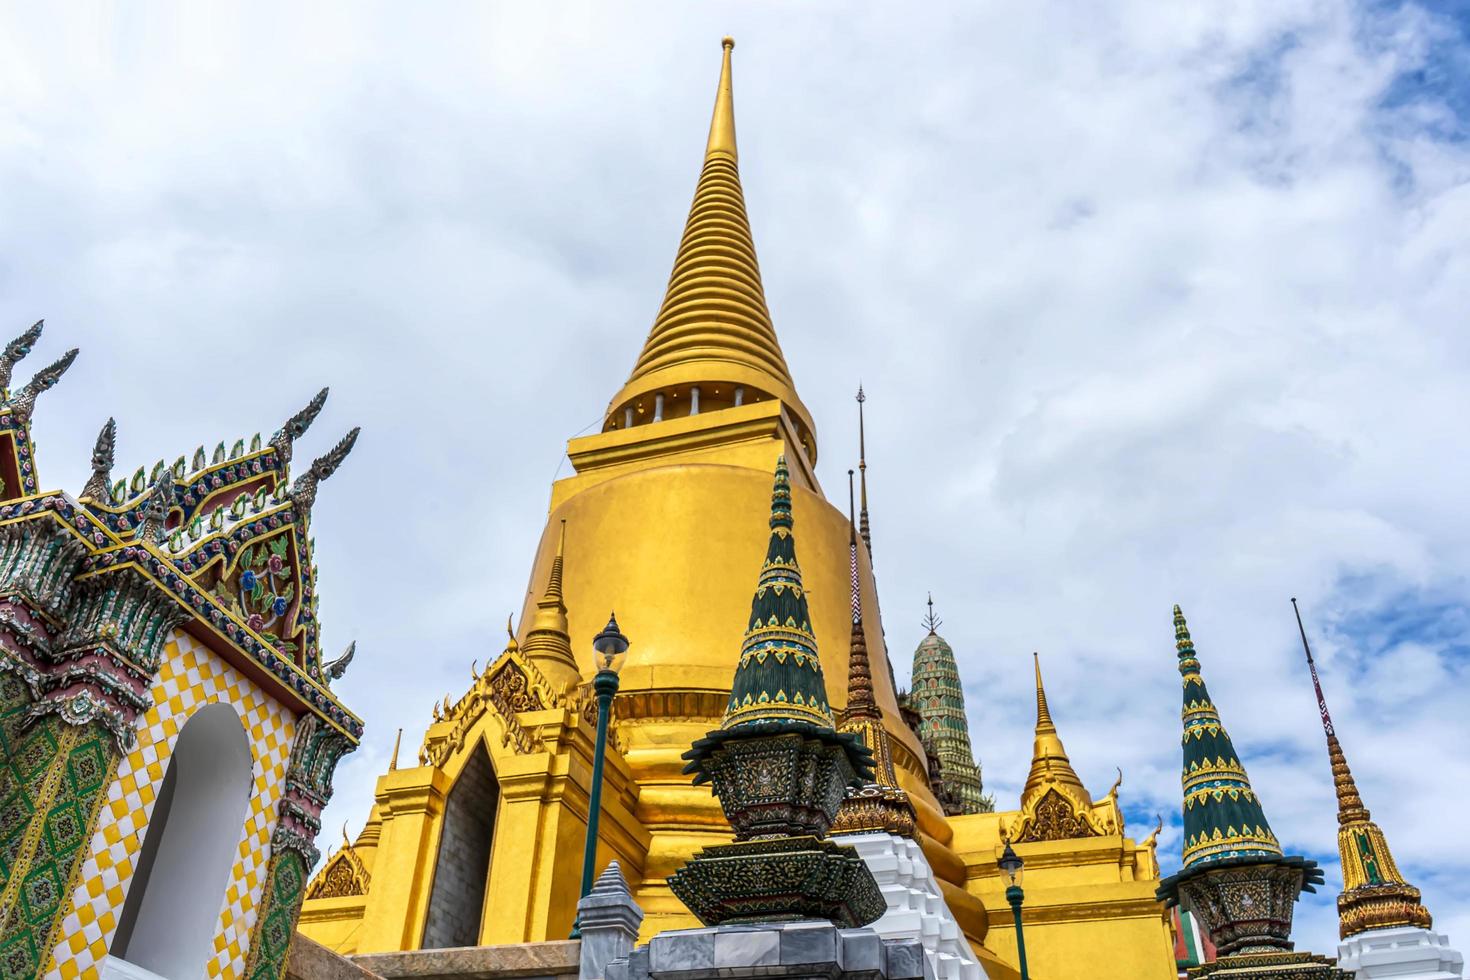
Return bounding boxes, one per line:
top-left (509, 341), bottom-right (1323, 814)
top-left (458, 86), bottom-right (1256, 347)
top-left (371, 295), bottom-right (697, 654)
top-left (910, 596), bottom-right (988, 814)
top-left (1174, 604), bottom-right (1283, 869)
top-left (723, 456), bottom-right (835, 730)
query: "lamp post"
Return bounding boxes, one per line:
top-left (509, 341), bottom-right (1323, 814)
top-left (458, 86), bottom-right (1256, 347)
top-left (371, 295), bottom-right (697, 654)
top-left (570, 612), bottom-right (629, 939)
top-left (999, 842), bottom-right (1030, 980)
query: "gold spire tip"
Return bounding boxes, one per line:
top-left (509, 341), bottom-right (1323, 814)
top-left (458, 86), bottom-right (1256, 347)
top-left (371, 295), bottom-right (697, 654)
top-left (722, 36), bottom-right (735, 49)
top-left (1033, 652), bottom-right (1056, 731)
top-left (706, 36), bottom-right (738, 162)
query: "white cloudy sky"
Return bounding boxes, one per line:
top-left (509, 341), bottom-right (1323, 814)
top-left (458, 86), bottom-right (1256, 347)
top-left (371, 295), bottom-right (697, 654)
top-left (3, 0), bottom-right (1468, 958)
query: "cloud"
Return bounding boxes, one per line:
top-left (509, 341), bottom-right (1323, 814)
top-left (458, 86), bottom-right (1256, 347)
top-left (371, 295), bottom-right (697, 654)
top-left (2, 0), bottom-right (1467, 958)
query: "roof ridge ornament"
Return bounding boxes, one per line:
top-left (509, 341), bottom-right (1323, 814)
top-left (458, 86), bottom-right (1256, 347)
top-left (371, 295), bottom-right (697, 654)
top-left (0, 320), bottom-right (43, 396)
top-left (325, 640), bottom-right (356, 683)
top-left (290, 427), bottom-right (360, 516)
top-left (9, 347), bottom-right (79, 420)
top-left (81, 418), bottom-right (117, 504)
top-left (138, 469), bottom-right (174, 543)
top-left (271, 387), bottom-right (330, 474)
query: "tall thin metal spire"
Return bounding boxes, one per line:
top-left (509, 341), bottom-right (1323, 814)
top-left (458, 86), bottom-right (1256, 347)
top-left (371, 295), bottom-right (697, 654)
top-left (1290, 598), bottom-right (1432, 938)
top-left (856, 385), bottom-right (872, 557)
top-left (1291, 598), bottom-right (1336, 737)
top-left (847, 470), bottom-right (861, 624)
top-left (922, 593), bottom-right (941, 635)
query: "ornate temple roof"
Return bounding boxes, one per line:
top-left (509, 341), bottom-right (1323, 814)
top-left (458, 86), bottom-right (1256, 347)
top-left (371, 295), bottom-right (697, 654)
top-left (909, 598), bottom-right (988, 814)
top-left (1292, 600), bottom-right (1432, 939)
top-left (0, 320), bottom-right (362, 743)
top-left (1172, 604), bottom-right (1282, 869)
top-left (1008, 653), bottom-right (1113, 843)
top-left (603, 38), bottom-right (817, 460)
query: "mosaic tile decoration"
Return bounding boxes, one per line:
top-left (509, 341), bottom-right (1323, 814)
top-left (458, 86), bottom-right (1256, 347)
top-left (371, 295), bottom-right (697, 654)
top-left (242, 850), bottom-right (306, 980)
top-left (45, 631), bottom-right (297, 980)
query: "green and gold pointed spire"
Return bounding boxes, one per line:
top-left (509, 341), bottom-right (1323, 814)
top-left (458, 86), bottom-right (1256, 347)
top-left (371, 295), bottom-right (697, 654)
top-left (1174, 604), bottom-right (1283, 869)
top-left (723, 455), bottom-right (834, 730)
top-left (1158, 606), bottom-right (1325, 958)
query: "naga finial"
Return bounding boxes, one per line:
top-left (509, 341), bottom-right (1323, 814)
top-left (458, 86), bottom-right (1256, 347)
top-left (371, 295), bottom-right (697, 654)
top-left (289, 427), bottom-right (360, 516)
top-left (269, 387), bottom-right (330, 472)
top-left (8, 348), bottom-right (79, 420)
top-left (0, 320), bottom-right (43, 396)
top-left (138, 469), bottom-right (175, 544)
top-left (1105, 767), bottom-right (1123, 800)
top-left (324, 640), bottom-right (355, 682)
top-left (81, 417), bottom-right (118, 503)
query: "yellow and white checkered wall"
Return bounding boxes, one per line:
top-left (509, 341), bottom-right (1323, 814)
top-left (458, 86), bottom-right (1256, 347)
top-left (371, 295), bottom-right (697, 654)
top-left (45, 630), bottom-right (298, 980)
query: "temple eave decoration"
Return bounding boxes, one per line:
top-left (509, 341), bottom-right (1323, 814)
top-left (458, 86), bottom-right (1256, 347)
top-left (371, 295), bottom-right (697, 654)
top-left (1006, 654), bottom-right (1116, 844)
top-left (0, 322), bottom-right (363, 746)
top-left (0, 318), bottom-right (363, 980)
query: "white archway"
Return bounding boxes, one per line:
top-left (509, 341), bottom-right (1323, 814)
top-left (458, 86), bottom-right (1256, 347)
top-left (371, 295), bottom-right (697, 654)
top-left (105, 701), bottom-right (253, 979)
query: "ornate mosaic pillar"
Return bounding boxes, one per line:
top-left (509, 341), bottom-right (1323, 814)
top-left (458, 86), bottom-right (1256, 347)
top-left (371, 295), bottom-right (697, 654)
top-left (244, 716), bottom-right (356, 980)
top-left (0, 547), bottom-right (184, 979)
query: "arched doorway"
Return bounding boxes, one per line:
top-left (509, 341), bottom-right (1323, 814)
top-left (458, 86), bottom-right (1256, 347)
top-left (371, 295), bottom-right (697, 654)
top-left (105, 702), bottom-right (253, 979)
top-left (421, 743), bottom-right (498, 948)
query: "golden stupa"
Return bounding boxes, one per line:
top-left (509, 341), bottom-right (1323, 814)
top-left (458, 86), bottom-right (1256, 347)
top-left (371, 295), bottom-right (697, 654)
top-left (299, 40), bottom-right (1176, 980)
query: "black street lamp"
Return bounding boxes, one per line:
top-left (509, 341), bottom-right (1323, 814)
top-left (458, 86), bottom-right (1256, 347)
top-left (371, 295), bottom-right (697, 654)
top-left (999, 841), bottom-right (1030, 980)
top-left (570, 612), bottom-right (629, 939)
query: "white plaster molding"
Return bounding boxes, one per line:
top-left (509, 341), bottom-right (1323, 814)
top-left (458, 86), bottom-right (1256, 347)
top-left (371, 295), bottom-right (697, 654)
top-left (839, 832), bottom-right (988, 980)
top-left (1338, 925), bottom-right (1464, 979)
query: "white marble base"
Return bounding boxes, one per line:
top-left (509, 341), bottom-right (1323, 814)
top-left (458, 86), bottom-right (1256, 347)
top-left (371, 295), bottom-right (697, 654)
top-left (838, 832), bottom-right (988, 980)
top-left (1337, 925), bottom-right (1464, 979)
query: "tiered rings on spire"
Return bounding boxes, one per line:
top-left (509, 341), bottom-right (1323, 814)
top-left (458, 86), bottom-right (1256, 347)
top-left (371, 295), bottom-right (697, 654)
top-left (1173, 604), bottom-right (1282, 868)
top-left (1158, 605), bottom-right (1325, 961)
top-left (605, 36), bottom-right (816, 457)
top-left (723, 455), bottom-right (833, 730)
